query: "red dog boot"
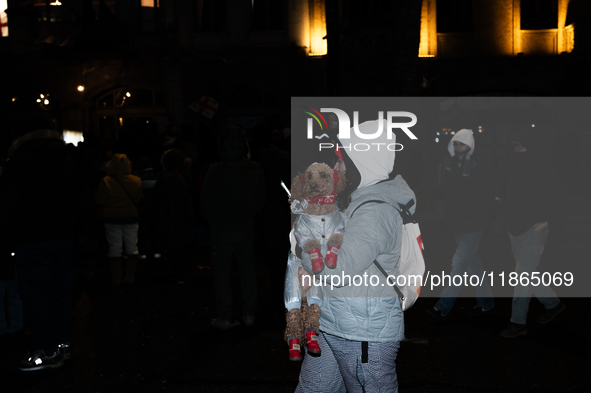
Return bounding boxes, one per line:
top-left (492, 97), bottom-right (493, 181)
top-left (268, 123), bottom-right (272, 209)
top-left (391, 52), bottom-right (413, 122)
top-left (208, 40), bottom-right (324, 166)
top-left (325, 244), bottom-right (340, 269)
top-left (305, 330), bottom-right (321, 356)
top-left (308, 248), bottom-right (324, 274)
top-left (288, 338), bottom-right (302, 361)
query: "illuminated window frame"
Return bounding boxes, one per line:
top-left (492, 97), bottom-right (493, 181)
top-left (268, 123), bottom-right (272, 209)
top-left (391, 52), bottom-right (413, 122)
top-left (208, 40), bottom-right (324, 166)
top-left (141, 0), bottom-right (160, 7)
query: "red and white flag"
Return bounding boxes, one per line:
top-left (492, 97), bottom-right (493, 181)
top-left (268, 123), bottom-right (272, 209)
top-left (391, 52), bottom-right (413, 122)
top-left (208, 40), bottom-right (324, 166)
top-left (189, 95), bottom-right (219, 119)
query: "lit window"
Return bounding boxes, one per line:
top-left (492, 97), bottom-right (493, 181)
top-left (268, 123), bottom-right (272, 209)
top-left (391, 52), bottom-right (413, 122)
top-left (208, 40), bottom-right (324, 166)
top-left (142, 0), bottom-right (159, 7)
top-left (141, 0), bottom-right (160, 31)
top-left (521, 0), bottom-right (558, 30)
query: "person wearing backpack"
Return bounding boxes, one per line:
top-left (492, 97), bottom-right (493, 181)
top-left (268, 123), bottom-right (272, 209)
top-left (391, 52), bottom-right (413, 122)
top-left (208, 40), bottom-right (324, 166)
top-left (296, 119), bottom-right (415, 393)
top-left (95, 154), bottom-right (144, 285)
top-left (426, 129), bottom-right (495, 320)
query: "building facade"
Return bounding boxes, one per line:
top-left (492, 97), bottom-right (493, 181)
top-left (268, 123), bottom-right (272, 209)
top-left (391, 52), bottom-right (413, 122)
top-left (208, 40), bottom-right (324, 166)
top-left (0, 0), bottom-right (589, 177)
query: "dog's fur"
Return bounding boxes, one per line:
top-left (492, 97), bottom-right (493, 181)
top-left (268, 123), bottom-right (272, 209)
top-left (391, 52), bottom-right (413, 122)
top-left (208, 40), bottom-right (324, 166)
top-left (285, 163), bottom-right (346, 345)
top-left (290, 162), bottom-right (347, 216)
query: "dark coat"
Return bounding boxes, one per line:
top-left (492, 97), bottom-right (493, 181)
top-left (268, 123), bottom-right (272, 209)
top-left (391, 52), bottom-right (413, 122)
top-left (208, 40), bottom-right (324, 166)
top-left (200, 158), bottom-right (266, 233)
top-left (154, 168), bottom-right (195, 251)
top-left (199, 127), bottom-right (265, 233)
top-left (438, 154), bottom-right (494, 235)
top-left (0, 131), bottom-right (94, 247)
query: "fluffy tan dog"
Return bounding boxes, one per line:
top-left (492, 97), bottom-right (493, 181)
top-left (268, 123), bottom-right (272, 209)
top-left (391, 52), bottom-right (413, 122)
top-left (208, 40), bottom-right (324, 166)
top-left (284, 162), bottom-right (346, 360)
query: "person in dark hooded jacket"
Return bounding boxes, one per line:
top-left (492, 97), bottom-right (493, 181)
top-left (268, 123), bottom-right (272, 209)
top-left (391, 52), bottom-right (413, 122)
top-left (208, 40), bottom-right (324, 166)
top-left (427, 129), bottom-right (495, 320)
top-left (153, 149), bottom-right (195, 280)
top-left (199, 127), bottom-right (265, 329)
top-left (499, 128), bottom-right (568, 338)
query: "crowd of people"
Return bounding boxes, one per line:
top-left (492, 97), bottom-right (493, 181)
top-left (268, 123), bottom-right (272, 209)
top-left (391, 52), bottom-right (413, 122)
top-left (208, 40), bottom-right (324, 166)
top-left (0, 121), bottom-right (569, 393)
top-left (0, 123), bottom-right (289, 371)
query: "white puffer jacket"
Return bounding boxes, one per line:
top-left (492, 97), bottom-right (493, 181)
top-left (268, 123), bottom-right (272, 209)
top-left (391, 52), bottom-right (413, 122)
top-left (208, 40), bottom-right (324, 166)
top-left (300, 119), bottom-right (416, 342)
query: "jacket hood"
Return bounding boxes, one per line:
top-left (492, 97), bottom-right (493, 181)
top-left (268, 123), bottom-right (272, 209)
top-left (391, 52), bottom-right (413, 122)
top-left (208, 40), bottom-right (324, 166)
top-left (338, 119), bottom-right (395, 188)
top-left (448, 129), bottom-right (474, 159)
top-left (350, 175), bottom-right (416, 215)
top-left (106, 154), bottom-right (132, 176)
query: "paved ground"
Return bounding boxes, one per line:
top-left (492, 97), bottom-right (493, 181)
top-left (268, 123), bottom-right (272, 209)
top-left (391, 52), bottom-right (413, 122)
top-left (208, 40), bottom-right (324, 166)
top-left (1, 221), bottom-right (589, 393)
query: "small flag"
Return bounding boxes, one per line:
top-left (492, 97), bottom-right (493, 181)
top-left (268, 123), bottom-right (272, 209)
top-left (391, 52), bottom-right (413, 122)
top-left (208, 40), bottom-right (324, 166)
top-left (189, 95), bottom-right (219, 119)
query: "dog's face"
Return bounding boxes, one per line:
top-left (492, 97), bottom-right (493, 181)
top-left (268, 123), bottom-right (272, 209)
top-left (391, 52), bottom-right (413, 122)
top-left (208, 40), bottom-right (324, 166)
top-left (302, 163), bottom-right (336, 198)
top-left (291, 162), bottom-right (347, 201)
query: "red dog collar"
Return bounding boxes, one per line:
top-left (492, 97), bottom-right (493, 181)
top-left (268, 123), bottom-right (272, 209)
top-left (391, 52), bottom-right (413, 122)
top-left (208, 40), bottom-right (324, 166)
top-left (301, 166), bottom-right (339, 205)
top-left (305, 188), bottom-right (337, 205)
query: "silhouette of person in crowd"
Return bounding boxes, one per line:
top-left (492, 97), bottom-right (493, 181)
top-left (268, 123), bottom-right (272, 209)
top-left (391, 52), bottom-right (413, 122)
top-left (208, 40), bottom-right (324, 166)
top-left (154, 149), bottom-right (195, 282)
top-left (0, 155), bottom-right (23, 344)
top-left (200, 126), bottom-right (265, 329)
top-left (499, 129), bottom-right (568, 338)
top-left (0, 130), bottom-right (94, 370)
top-left (134, 156), bottom-right (161, 260)
top-left (427, 129), bottom-right (495, 320)
top-left (250, 123), bottom-right (291, 307)
top-left (96, 154), bottom-right (144, 285)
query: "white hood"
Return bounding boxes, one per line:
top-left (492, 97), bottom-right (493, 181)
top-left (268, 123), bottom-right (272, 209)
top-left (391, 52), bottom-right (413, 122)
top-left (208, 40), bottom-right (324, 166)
top-left (447, 129), bottom-right (475, 159)
top-left (338, 119), bottom-right (395, 188)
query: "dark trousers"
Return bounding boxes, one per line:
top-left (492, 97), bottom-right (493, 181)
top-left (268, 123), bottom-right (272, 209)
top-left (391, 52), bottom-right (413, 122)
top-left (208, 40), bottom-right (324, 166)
top-left (210, 230), bottom-right (257, 321)
top-left (16, 239), bottom-right (73, 354)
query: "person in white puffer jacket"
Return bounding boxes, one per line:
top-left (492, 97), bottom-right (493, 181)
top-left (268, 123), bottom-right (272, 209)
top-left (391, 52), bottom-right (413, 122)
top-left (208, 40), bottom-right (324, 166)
top-left (296, 118), bottom-right (416, 393)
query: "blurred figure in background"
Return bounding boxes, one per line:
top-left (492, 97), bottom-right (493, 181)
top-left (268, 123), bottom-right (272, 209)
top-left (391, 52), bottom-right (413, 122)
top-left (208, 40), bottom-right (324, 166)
top-left (427, 129), bottom-right (495, 320)
top-left (250, 123), bottom-right (291, 309)
top-left (134, 156), bottom-right (160, 261)
top-left (0, 155), bottom-right (23, 348)
top-left (200, 127), bottom-right (265, 329)
top-left (0, 130), bottom-right (94, 371)
top-left (95, 154), bottom-right (143, 285)
top-left (154, 149), bottom-right (195, 282)
top-left (499, 129), bottom-right (568, 338)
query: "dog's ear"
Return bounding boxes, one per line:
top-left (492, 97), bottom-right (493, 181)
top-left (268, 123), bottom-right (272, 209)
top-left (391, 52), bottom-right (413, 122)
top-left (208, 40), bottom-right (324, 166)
top-left (290, 173), bottom-right (305, 201)
top-left (334, 170), bottom-right (347, 194)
